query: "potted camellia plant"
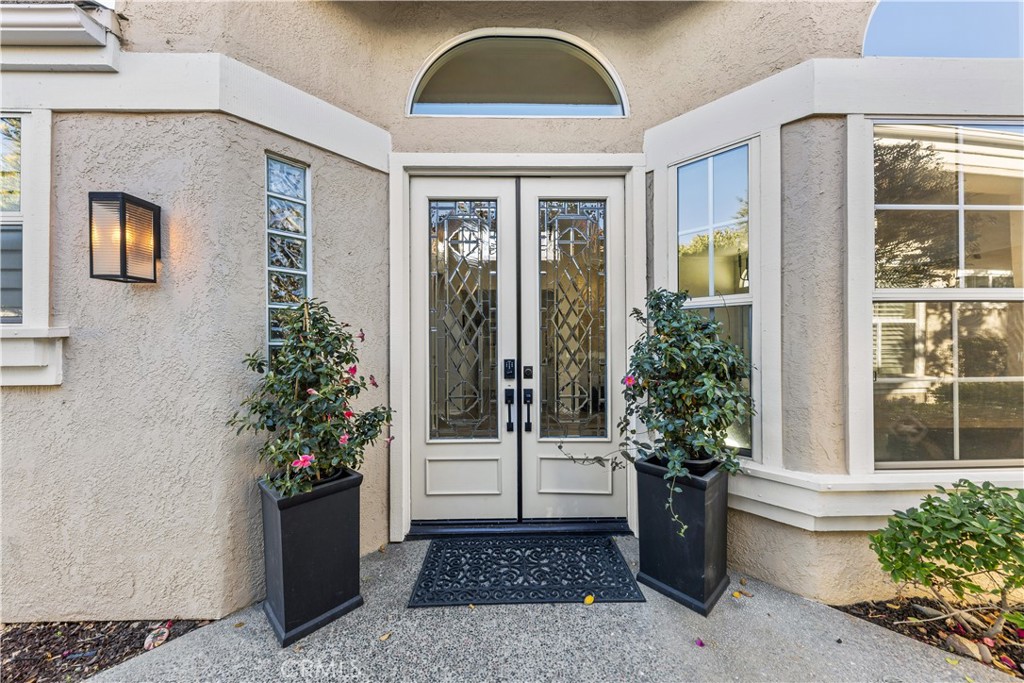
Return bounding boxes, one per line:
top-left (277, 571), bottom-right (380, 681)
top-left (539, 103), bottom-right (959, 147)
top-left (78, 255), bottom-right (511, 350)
top-left (623, 289), bottom-right (752, 615)
top-left (230, 299), bottom-right (391, 646)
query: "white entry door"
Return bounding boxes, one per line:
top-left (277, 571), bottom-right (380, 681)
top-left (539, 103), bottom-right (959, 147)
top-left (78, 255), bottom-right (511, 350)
top-left (410, 176), bottom-right (627, 521)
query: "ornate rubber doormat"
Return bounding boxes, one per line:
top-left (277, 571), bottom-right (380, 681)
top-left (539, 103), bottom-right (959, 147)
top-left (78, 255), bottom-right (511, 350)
top-left (407, 535), bottom-right (646, 607)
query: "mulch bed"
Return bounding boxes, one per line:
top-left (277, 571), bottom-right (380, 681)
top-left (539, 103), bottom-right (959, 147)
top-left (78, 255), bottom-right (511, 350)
top-left (1, 619), bottom-right (206, 683)
top-left (836, 597), bottom-right (1024, 679)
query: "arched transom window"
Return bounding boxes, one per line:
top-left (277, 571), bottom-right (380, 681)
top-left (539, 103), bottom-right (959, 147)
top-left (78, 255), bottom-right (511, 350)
top-left (410, 33), bottom-right (626, 117)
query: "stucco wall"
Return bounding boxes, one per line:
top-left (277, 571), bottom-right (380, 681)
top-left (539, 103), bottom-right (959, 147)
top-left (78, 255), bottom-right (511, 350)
top-left (780, 117), bottom-right (849, 474)
top-left (728, 509), bottom-right (895, 604)
top-left (116, 1), bottom-right (874, 153)
top-left (0, 113), bottom-right (389, 621)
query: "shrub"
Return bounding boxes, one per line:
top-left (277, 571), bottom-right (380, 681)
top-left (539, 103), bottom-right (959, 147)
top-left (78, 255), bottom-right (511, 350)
top-left (230, 299), bottom-right (392, 498)
top-left (870, 480), bottom-right (1024, 634)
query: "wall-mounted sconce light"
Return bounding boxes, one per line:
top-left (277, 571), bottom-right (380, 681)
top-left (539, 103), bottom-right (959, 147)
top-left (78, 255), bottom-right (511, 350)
top-left (89, 192), bottom-right (161, 282)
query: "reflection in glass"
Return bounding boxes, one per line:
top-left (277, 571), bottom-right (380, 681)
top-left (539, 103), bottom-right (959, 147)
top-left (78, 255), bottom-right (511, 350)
top-left (0, 225), bottom-right (22, 323)
top-left (872, 302), bottom-right (953, 378)
top-left (678, 160), bottom-right (708, 231)
top-left (713, 223), bottom-right (749, 295)
top-left (267, 158), bottom-right (305, 200)
top-left (875, 210), bottom-right (958, 288)
top-left (0, 118), bottom-right (20, 213)
top-left (874, 125), bottom-right (959, 205)
top-left (874, 381), bottom-right (955, 462)
top-left (961, 126), bottom-right (1024, 206)
top-left (428, 200), bottom-right (499, 439)
top-left (713, 146), bottom-right (748, 223)
top-left (958, 382), bottom-right (1024, 460)
top-left (539, 200), bottom-right (607, 438)
top-left (715, 306), bottom-right (752, 452)
top-left (963, 211), bottom-right (1022, 288)
top-left (958, 301), bottom-right (1023, 378)
top-left (677, 230), bottom-right (710, 298)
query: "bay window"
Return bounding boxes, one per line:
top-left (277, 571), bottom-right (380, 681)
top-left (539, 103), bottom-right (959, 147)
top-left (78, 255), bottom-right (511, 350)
top-left (872, 123), bottom-right (1023, 467)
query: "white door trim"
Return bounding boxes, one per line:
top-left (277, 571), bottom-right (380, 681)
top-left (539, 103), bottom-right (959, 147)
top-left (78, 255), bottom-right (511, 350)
top-left (388, 153), bottom-right (647, 542)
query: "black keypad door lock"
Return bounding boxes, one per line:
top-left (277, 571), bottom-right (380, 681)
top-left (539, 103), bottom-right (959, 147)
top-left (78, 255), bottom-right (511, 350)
top-left (503, 359), bottom-right (516, 380)
top-left (523, 388), bottom-right (534, 432)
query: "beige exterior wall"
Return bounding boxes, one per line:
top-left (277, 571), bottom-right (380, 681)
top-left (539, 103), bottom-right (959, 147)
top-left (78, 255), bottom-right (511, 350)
top-left (728, 509), bottom-right (894, 605)
top-left (0, 113), bottom-right (389, 621)
top-left (117, 1), bottom-right (874, 153)
top-left (780, 117), bottom-right (849, 474)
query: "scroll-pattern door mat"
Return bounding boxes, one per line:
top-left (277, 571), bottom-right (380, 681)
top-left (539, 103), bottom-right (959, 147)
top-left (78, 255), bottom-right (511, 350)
top-left (407, 535), bottom-right (646, 607)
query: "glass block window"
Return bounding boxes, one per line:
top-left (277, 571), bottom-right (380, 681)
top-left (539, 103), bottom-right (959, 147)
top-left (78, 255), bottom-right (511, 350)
top-left (872, 123), bottom-right (1023, 467)
top-left (266, 155), bottom-right (309, 348)
top-left (676, 142), bottom-right (754, 456)
top-left (1, 117), bottom-right (22, 324)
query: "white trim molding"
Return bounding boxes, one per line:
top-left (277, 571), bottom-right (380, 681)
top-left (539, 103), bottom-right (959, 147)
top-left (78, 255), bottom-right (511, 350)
top-left (1, 3), bottom-right (121, 72)
top-left (1, 52), bottom-right (391, 172)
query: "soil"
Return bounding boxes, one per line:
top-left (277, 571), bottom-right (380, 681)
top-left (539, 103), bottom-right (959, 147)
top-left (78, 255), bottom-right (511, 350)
top-left (1, 619), bottom-right (206, 683)
top-left (836, 597), bottom-right (1024, 679)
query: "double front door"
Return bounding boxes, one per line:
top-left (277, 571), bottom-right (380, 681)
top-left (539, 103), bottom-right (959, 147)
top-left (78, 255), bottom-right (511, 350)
top-left (410, 177), bottom-right (627, 521)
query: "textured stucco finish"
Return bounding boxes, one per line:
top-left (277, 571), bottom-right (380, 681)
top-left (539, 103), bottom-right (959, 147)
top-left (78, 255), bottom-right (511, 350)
top-left (116, 1), bottom-right (874, 153)
top-left (0, 113), bottom-right (389, 621)
top-left (780, 117), bottom-right (849, 474)
top-left (728, 509), bottom-right (895, 604)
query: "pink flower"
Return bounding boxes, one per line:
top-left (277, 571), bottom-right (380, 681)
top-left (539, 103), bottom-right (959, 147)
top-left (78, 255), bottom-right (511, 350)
top-left (622, 375), bottom-right (637, 387)
top-left (347, 365), bottom-right (358, 376)
top-left (344, 410), bottom-right (354, 419)
top-left (694, 638), bottom-right (705, 647)
top-left (385, 435), bottom-right (394, 445)
top-left (369, 375), bottom-right (378, 388)
top-left (306, 388), bottom-right (318, 396)
top-left (291, 454), bottom-right (315, 469)
top-left (339, 434), bottom-right (350, 445)
top-left (356, 329), bottom-right (365, 342)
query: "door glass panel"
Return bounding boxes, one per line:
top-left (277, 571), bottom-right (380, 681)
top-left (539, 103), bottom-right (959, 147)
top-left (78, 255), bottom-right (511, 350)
top-left (428, 200), bottom-right (499, 439)
top-left (538, 200), bottom-right (607, 438)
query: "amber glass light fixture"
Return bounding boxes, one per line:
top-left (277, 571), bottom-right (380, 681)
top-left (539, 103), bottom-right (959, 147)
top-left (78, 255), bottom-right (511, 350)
top-left (89, 192), bottom-right (161, 282)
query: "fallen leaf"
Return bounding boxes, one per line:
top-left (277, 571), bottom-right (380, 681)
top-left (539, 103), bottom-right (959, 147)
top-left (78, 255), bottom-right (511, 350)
top-left (965, 676), bottom-right (974, 683)
top-left (234, 622), bottom-right (245, 628)
top-left (946, 657), bottom-right (959, 666)
top-left (982, 637), bottom-right (995, 648)
top-left (468, 604), bottom-right (475, 610)
top-left (695, 638), bottom-right (705, 647)
top-left (732, 591), bottom-right (742, 599)
top-left (378, 631), bottom-right (392, 642)
top-left (739, 590), bottom-right (753, 598)
top-left (378, 543), bottom-right (387, 554)
top-left (739, 578), bottom-right (747, 586)
top-left (583, 594), bottom-right (595, 605)
top-left (886, 603), bottom-right (900, 610)
top-left (999, 655), bottom-right (1016, 668)
top-left (293, 645), bottom-right (303, 652)
top-left (144, 626), bottom-right (169, 651)
top-left (993, 661), bottom-right (1014, 675)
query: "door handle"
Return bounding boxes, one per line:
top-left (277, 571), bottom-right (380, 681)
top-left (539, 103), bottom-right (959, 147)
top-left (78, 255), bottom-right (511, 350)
top-left (505, 389), bottom-right (515, 432)
top-left (523, 388), bottom-right (534, 433)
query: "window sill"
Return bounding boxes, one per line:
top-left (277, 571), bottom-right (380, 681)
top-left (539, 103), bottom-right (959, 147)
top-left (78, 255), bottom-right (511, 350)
top-left (0, 327), bottom-right (69, 386)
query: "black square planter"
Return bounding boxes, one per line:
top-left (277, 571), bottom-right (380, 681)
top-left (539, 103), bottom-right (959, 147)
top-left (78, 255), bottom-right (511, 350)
top-left (634, 458), bottom-right (730, 616)
top-left (259, 468), bottom-right (364, 646)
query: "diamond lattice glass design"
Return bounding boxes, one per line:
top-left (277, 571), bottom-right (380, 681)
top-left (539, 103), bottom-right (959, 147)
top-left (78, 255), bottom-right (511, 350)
top-left (429, 200), bottom-right (499, 439)
top-left (538, 200), bottom-right (607, 438)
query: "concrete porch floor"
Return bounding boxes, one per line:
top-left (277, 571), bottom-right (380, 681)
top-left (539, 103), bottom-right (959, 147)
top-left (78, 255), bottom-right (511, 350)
top-left (94, 537), bottom-right (1006, 683)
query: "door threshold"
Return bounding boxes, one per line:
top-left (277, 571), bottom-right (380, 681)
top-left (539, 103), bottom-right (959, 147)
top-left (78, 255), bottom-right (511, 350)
top-left (406, 517), bottom-right (632, 539)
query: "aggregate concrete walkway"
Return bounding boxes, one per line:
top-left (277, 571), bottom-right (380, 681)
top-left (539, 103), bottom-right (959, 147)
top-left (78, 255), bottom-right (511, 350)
top-left (94, 537), bottom-right (1007, 683)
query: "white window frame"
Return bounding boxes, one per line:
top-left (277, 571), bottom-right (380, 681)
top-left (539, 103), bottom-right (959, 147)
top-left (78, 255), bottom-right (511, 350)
top-left (265, 153), bottom-right (312, 352)
top-left (0, 109), bottom-right (66, 386)
top-left (846, 115), bottom-right (1024, 473)
top-left (669, 139), bottom-right (761, 460)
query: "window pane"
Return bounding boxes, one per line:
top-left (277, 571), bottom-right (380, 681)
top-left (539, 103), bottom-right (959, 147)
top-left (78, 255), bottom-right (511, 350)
top-left (678, 159), bottom-right (709, 231)
top-left (267, 196), bottom-right (306, 235)
top-left (958, 381), bottom-right (1024, 461)
top-left (872, 302), bottom-right (953, 378)
top-left (964, 211), bottom-right (1023, 287)
top-left (875, 209), bottom-right (958, 287)
top-left (1, 118), bottom-right (21, 213)
top-left (961, 125), bottom-right (1024, 206)
top-left (958, 301), bottom-right (1024, 378)
top-left (713, 222), bottom-right (749, 295)
top-left (874, 381), bottom-right (955, 463)
top-left (268, 271), bottom-right (306, 305)
top-left (267, 158), bottom-right (305, 200)
top-left (874, 125), bottom-right (959, 205)
top-left (268, 233), bottom-right (306, 271)
top-left (0, 225), bottom-right (22, 323)
top-left (678, 230), bottom-right (710, 298)
top-left (715, 305), bottom-right (752, 453)
top-left (712, 145), bottom-right (748, 224)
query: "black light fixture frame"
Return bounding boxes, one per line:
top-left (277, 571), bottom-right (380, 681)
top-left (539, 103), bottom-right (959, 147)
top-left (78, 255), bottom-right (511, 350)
top-left (88, 192), bottom-right (162, 283)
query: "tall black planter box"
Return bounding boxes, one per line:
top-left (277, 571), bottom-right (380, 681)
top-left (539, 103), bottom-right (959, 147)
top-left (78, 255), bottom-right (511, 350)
top-left (259, 468), bottom-right (364, 647)
top-left (634, 458), bottom-right (729, 616)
